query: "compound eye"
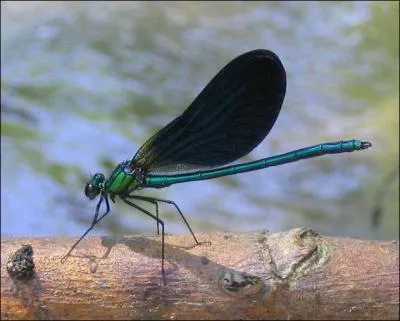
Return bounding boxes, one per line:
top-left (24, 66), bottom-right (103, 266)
top-left (85, 183), bottom-right (99, 200)
top-left (93, 173), bottom-right (105, 182)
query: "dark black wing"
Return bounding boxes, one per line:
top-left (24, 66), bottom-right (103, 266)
top-left (132, 49), bottom-right (286, 174)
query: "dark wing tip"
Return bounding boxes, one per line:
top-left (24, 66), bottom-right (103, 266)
top-left (240, 48), bottom-right (284, 66)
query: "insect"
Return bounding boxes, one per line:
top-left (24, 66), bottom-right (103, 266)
top-left (61, 49), bottom-right (371, 282)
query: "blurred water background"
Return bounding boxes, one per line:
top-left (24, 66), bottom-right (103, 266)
top-left (1, 1), bottom-right (398, 241)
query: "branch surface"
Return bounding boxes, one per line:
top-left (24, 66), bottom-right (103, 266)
top-left (1, 228), bottom-right (399, 320)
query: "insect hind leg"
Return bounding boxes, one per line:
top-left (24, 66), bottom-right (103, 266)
top-left (126, 194), bottom-right (210, 247)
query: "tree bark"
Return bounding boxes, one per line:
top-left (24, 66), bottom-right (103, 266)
top-left (1, 228), bottom-right (399, 320)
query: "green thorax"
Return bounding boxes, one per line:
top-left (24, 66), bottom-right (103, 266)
top-left (105, 161), bottom-right (143, 195)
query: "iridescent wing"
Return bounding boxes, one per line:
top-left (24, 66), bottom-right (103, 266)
top-left (131, 49), bottom-right (286, 174)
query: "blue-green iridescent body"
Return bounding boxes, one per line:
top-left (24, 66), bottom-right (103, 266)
top-left (145, 140), bottom-right (369, 188)
top-left (96, 139), bottom-right (370, 198)
top-left (106, 162), bottom-right (142, 196)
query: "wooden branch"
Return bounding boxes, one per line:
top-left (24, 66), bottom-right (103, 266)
top-left (1, 228), bottom-right (399, 320)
